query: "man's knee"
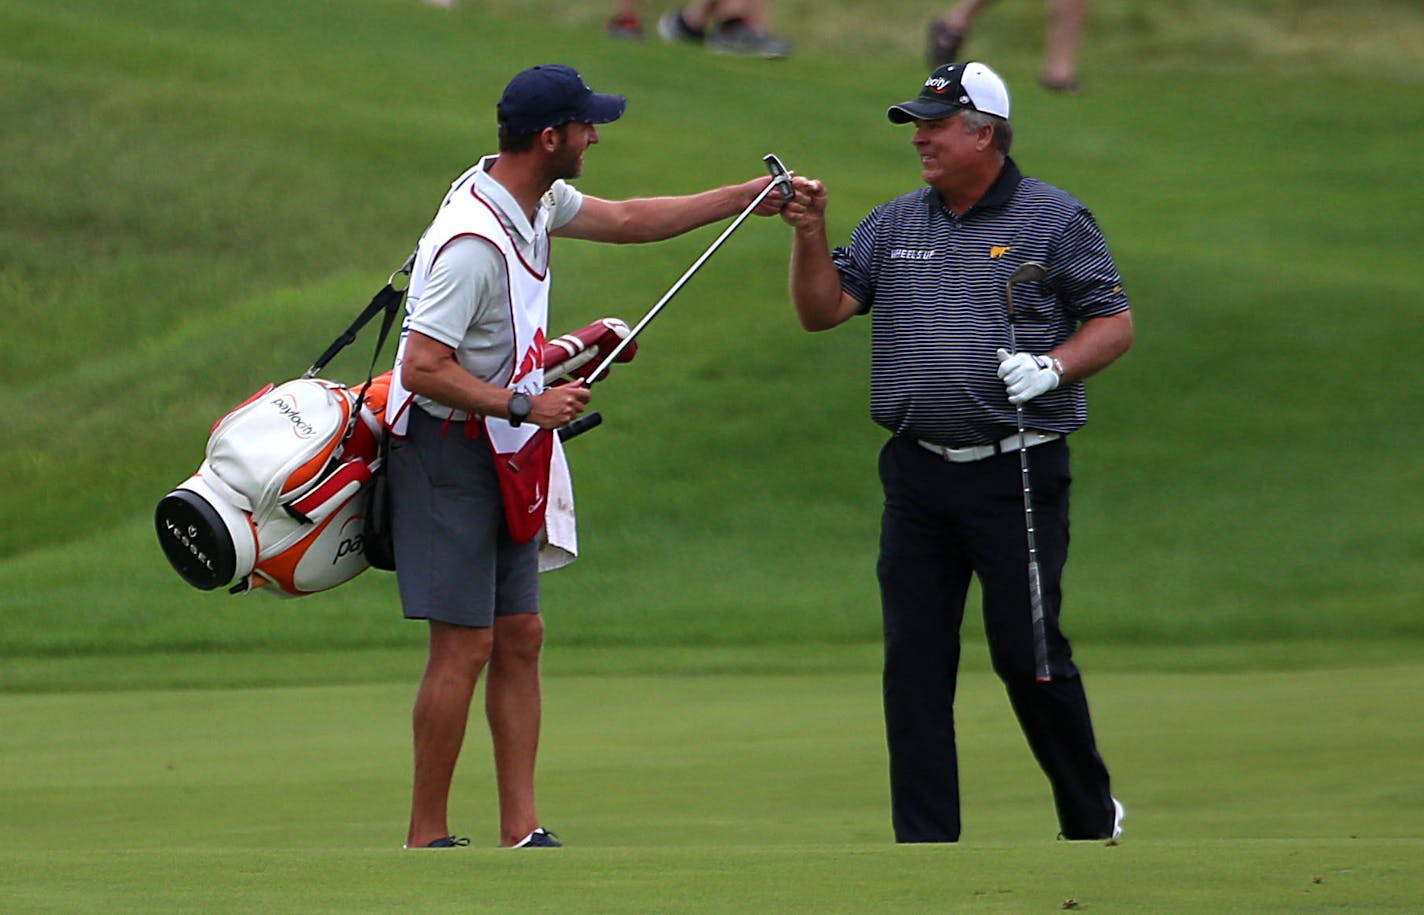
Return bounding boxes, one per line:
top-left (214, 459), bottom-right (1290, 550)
top-left (428, 621), bottom-right (495, 675)
top-left (494, 613), bottom-right (545, 664)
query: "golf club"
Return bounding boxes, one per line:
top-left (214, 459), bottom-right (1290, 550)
top-left (558, 154), bottom-right (795, 442)
top-left (580, 153), bottom-right (795, 387)
top-left (1004, 260), bottom-right (1053, 683)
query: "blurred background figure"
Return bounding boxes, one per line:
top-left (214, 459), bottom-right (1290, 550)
top-left (660, 1), bottom-right (792, 58)
top-left (606, 0), bottom-right (646, 39)
top-left (608, 1), bottom-right (791, 57)
top-left (927, 0), bottom-right (1089, 92)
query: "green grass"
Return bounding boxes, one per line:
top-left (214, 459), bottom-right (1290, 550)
top-left (4, 0), bottom-right (1423, 653)
top-left (3, 3), bottom-right (1424, 909)
top-left (3, 655), bottom-right (1422, 910)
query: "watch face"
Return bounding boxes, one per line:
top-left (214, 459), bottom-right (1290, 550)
top-left (510, 392), bottom-right (532, 425)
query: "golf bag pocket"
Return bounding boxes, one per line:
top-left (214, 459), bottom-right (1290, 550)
top-left (489, 425), bottom-right (554, 545)
top-left (156, 376), bottom-right (386, 596)
top-left (204, 379), bottom-right (356, 519)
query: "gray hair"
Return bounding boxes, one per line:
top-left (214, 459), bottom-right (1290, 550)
top-left (959, 108), bottom-right (1013, 155)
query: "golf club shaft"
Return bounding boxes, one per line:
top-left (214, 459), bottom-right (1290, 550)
top-left (1007, 301), bottom-right (1053, 684)
top-left (583, 157), bottom-right (793, 386)
top-left (1016, 401), bottom-right (1053, 684)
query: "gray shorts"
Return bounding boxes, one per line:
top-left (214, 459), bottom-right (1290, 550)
top-left (387, 406), bottom-right (539, 627)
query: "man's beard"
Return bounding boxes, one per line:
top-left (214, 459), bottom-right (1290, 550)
top-left (549, 144), bottom-right (583, 181)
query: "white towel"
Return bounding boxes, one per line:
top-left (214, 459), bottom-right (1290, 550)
top-left (538, 433), bottom-right (577, 573)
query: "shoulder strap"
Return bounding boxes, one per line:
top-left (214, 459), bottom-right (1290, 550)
top-left (305, 252), bottom-right (415, 383)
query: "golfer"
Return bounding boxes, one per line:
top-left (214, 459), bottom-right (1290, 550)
top-left (778, 62), bottom-right (1133, 842)
top-left (387, 63), bottom-right (786, 849)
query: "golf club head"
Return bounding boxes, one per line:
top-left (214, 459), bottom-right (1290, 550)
top-left (1007, 261), bottom-right (1048, 288)
top-left (763, 153), bottom-right (794, 201)
top-left (1004, 261), bottom-right (1048, 321)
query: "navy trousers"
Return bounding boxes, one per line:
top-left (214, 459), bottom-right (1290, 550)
top-left (877, 435), bottom-right (1114, 842)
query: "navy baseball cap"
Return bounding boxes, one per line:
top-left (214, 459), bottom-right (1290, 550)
top-left (497, 64), bottom-right (627, 135)
top-left (887, 62), bottom-right (1011, 123)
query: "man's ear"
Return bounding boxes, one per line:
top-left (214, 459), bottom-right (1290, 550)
top-left (539, 125), bottom-right (561, 152)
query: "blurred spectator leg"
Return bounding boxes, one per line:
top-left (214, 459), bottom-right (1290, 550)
top-left (1041, 0), bottom-right (1088, 91)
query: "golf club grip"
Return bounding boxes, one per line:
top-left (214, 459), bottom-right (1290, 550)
top-left (557, 411), bottom-right (602, 442)
top-left (1027, 560), bottom-right (1051, 682)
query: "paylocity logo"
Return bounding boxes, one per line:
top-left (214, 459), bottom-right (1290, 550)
top-left (332, 515), bottom-right (365, 565)
top-left (270, 394), bottom-right (317, 439)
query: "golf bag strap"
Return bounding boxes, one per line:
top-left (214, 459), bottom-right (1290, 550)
top-left (304, 251), bottom-right (415, 391)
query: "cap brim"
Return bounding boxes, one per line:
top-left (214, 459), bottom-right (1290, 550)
top-left (581, 92), bottom-right (627, 125)
top-left (887, 99), bottom-right (963, 124)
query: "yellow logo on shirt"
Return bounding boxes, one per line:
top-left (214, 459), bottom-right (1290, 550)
top-left (989, 245), bottom-right (1012, 259)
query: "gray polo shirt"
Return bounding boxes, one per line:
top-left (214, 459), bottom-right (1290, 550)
top-left (407, 156), bottom-right (583, 419)
top-left (833, 158), bottom-right (1129, 446)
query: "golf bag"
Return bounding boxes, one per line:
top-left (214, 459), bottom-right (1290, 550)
top-left (154, 270), bottom-right (635, 596)
top-left (156, 261), bottom-right (410, 597)
top-left (156, 374), bottom-right (392, 596)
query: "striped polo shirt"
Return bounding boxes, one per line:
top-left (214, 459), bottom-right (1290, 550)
top-left (832, 158), bottom-right (1129, 447)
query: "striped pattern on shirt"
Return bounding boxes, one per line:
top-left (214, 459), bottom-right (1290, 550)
top-left (832, 159), bottom-right (1129, 446)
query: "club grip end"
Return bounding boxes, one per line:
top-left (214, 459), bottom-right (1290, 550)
top-left (558, 411), bottom-right (603, 442)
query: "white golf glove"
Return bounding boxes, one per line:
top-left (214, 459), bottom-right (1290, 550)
top-left (996, 348), bottom-right (1061, 404)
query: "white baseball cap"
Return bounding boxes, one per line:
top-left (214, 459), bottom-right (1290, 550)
top-left (888, 61), bottom-right (1011, 122)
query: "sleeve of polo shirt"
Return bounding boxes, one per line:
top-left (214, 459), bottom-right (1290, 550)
top-left (1053, 209), bottom-right (1131, 320)
top-left (830, 206), bottom-right (882, 312)
top-left (546, 179), bottom-right (584, 232)
top-left (405, 236), bottom-right (504, 349)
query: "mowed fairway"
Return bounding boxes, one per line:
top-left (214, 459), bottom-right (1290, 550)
top-left (4, 0), bottom-right (1424, 911)
top-left (3, 651), bottom-right (1422, 911)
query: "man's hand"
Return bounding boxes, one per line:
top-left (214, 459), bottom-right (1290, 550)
top-left (996, 348), bottom-right (1061, 404)
top-left (528, 384), bottom-right (591, 430)
top-left (780, 176), bottom-right (827, 233)
top-left (742, 175), bottom-right (790, 217)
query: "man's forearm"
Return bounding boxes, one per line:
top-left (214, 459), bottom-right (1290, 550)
top-left (790, 224), bottom-right (854, 331)
top-left (615, 185), bottom-right (748, 242)
top-left (560, 184), bottom-right (754, 244)
top-left (1052, 311), bottom-right (1134, 382)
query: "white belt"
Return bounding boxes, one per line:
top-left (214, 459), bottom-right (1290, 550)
top-left (917, 431), bottom-right (1061, 463)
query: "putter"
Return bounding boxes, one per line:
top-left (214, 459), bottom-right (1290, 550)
top-left (559, 155), bottom-right (795, 442)
top-left (1004, 260), bottom-right (1053, 683)
top-left (581, 153), bottom-right (795, 387)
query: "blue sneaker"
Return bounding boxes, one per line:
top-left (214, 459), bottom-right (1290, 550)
top-left (511, 827), bottom-right (562, 848)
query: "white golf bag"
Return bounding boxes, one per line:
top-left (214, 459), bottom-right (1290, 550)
top-left (156, 374), bottom-right (391, 597)
top-left (155, 313), bottom-right (635, 597)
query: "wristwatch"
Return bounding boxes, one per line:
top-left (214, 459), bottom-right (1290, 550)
top-left (507, 392), bottom-right (532, 428)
